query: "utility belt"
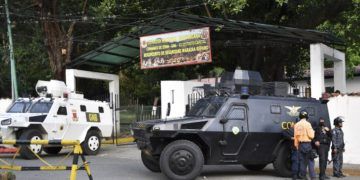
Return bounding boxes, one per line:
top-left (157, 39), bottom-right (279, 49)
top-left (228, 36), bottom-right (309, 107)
top-left (332, 143), bottom-right (345, 150)
top-left (320, 141), bottom-right (330, 145)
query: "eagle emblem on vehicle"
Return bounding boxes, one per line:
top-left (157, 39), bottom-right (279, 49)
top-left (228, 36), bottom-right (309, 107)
top-left (285, 106), bottom-right (301, 117)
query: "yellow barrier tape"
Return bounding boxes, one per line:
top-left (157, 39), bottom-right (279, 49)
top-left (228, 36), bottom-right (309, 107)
top-left (61, 140), bottom-right (80, 146)
top-left (2, 140), bottom-right (16, 145)
top-left (11, 147), bottom-right (20, 165)
top-left (40, 166), bottom-right (68, 170)
top-left (29, 146), bottom-right (54, 168)
top-left (0, 139), bottom-right (91, 180)
top-left (0, 158), bottom-right (10, 166)
top-left (56, 150), bottom-right (73, 166)
top-left (102, 137), bottom-right (134, 144)
top-left (0, 165), bottom-right (22, 171)
top-left (0, 139), bottom-right (80, 145)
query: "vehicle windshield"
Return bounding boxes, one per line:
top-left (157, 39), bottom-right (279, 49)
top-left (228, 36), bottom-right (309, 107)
top-left (7, 102), bottom-right (32, 113)
top-left (29, 102), bottom-right (53, 113)
top-left (187, 97), bottom-right (226, 117)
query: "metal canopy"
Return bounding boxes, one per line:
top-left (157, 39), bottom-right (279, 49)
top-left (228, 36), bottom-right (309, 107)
top-left (68, 12), bottom-right (344, 68)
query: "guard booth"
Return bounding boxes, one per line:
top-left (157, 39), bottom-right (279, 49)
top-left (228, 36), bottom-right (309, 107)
top-left (68, 12), bottom-right (345, 119)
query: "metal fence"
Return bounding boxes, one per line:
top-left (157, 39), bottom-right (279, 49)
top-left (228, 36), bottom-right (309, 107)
top-left (187, 92), bottom-right (204, 110)
top-left (135, 104), bottom-right (161, 122)
top-left (288, 85), bottom-right (311, 98)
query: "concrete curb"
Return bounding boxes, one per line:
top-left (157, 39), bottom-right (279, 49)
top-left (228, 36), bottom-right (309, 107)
top-left (316, 167), bottom-right (360, 177)
top-left (102, 137), bottom-right (134, 145)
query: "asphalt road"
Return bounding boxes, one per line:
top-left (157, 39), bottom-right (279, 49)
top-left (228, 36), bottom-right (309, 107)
top-left (0, 144), bottom-right (359, 180)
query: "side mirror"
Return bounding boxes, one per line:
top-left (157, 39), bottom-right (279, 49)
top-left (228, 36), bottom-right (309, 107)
top-left (220, 118), bottom-right (228, 124)
top-left (166, 103), bottom-right (171, 117)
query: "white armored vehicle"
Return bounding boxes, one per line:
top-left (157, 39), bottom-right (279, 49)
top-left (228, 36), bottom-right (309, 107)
top-left (0, 80), bottom-right (113, 159)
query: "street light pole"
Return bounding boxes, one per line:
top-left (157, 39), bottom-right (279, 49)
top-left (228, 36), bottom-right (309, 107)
top-left (4, 0), bottom-right (18, 100)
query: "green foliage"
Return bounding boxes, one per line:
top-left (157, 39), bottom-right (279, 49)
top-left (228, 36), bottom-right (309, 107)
top-left (317, 0), bottom-right (360, 75)
top-left (1, 0), bottom-right (359, 102)
top-left (208, 0), bottom-right (248, 14)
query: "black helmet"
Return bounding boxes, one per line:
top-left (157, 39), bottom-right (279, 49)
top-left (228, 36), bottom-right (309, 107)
top-left (299, 110), bottom-right (309, 120)
top-left (334, 116), bottom-right (345, 126)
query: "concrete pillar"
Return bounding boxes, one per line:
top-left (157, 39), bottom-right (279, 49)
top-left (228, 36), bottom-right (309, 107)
top-left (333, 53), bottom-right (346, 93)
top-left (65, 70), bottom-right (76, 92)
top-left (65, 69), bottom-right (120, 133)
top-left (310, 43), bottom-right (346, 99)
top-left (310, 44), bottom-right (325, 99)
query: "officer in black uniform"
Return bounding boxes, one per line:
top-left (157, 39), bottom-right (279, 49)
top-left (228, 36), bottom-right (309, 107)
top-left (331, 116), bottom-right (346, 178)
top-left (315, 117), bottom-right (332, 180)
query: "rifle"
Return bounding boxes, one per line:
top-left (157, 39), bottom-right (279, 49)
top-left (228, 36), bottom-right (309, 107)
top-left (328, 149), bottom-right (344, 165)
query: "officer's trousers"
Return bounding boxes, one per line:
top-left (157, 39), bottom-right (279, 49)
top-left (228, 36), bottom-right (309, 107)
top-left (298, 142), bottom-right (312, 178)
top-left (319, 144), bottom-right (330, 178)
top-left (333, 150), bottom-right (344, 176)
top-left (308, 158), bottom-right (316, 178)
top-left (291, 149), bottom-right (299, 177)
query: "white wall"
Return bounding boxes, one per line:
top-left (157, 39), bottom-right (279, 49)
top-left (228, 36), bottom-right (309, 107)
top-left (294, 76), bottom-right (360, 94)
top-left (0, 99), bottom-right (12, 113)
top-left (161, 81), bottom-right (205, 119)
top-left (328, 96), bottom-right (360, 164)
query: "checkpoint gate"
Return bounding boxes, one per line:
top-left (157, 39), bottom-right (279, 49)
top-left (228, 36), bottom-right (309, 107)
top-left (0, 139), bottom-right (92, 180)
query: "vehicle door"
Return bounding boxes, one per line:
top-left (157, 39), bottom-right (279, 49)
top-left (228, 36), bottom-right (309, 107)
top-left (43, 104), bottom-right (69, 140)
top-left (63, 104), bottom-right (93, 141)
top-left (221, 104), bottom-right (249, 156)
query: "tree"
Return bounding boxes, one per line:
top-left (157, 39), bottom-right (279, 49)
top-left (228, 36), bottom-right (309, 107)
top-left (33, 0), bottom-right (88, 80)
top-left (317, 0), bottom-right (359, 75)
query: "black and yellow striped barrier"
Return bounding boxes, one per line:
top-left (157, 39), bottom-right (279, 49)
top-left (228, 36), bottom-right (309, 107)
top-left (0, 139), bottom-right (92, 180)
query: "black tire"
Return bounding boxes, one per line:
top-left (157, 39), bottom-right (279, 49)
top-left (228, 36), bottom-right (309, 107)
top-left (160, 140), bottom-right (204, 180)
top-left (273, 144), bottom-right (292, 177)
top-left (81, 130), bottom-right (101, 155)
top-left (43, 146), bottom-right (62, 155)
top-left (243, 164), bottom-right (267, 171)
top-left (141, 151), bottom-right (161, 172)
top-left (19, 129), bottom-right (43, 159)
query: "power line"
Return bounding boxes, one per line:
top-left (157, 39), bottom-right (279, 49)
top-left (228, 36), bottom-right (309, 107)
top-left (0, 3), bottom-right (204, 23)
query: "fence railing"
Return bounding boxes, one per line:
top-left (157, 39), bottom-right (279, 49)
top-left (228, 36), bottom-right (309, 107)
top-left (135, 105), bottom-right (161, 122)
top-left (288, 85), bottom-right (311, 98)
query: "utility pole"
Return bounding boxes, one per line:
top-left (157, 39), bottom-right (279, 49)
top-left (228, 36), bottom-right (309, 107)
top-left (4, 0), bottom-right (18, 100)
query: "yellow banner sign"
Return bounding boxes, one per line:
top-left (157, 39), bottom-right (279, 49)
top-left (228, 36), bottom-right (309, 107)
top-left (140, 27), bottom-right (212, 69)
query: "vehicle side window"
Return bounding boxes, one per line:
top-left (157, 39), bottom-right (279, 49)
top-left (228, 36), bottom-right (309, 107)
top-left (57, 106), bottom-right (67, 115)
top-left (270, 105), bottom-right (281, 114)
top-left (227, 106), bottom-right (245, 120)
top-left (99, 107), bottom-right (104, 113)
top-left (80, 105), bottom-right (86, 112)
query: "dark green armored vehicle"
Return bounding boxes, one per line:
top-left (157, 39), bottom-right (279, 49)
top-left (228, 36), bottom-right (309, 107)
top-left (133, 70), bottom-right (330, 180)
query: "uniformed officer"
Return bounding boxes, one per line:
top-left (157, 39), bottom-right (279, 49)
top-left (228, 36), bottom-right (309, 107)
top-left (332, 116), bottom-right (346, 178)
top-left (282, 121), bottom-right (299, 180)
top-left (294, 110), bottom-right (315, 179)
top-left (315, 117), bottom-right (332, 180)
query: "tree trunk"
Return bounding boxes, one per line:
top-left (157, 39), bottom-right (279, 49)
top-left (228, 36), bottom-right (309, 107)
top-left (36, 0), bottom-right (86, 80)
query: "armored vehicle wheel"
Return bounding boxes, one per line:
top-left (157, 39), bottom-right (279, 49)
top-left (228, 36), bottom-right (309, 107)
top-left (43, 146), bottom-right (62, 155)
top-left (19, 129), bottom-right (43, 159)
top-left (160, 140), bottom-right (204, 180)
top-left (273, 144), bottom-right (292, 177)
top-left (141, 151), bottom-right (161, 172)
top-left (243, 164), bottom-right (267, 171)
top-left (81, 130), bottom-right (101, 155)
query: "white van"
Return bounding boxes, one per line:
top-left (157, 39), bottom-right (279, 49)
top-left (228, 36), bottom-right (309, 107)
top-left (0, 80), bottom-right (113, 159)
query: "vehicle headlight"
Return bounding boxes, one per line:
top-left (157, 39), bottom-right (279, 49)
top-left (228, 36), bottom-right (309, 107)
top-left (1, 118), bottom-right (12, 125)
